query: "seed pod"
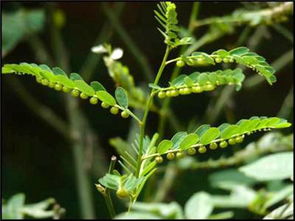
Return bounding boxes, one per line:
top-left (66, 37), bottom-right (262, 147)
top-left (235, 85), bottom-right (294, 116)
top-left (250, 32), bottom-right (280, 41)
top-left (170, 90), bottom-right (179, 97)
top-left (101, 102), bottom-right (110, 109)
top-left (41, 79), bottom-right (49, 86)
top-left (183, 88), bottom-right (191, 94)
top-left (204, 84), bottom-right (215, 91)
top-left (176, 152), bottom-right (184, 159)
top-left (192, 85), bottom-right (203, 93)
top-left (116, 188), bottom-right (129, 199)
top-left (155, 156), bottom-right (163, 163)
top-left (215, 57), bottom-right (222, 63)
top-left (223, 58), bottom-right (229, 63)
top-left (228, 138), bottom-right (236, 145)
top-left (48, 82), bottom-right (56, 88)
top-left (89, 97), bottom-right (98, 105)
top-left (176, 60), bottom-right (185, 67)
top-left (62, 86), bottom-right (71, 93)
top-left (80, 92), bottom-right (88, 99)
top-left (187, 147), bottom-right (196, 155)
top-left (235, 135), bottom-right (244, 143)
top-left (166, 90), bottom-right (173, 97)
top-left (209, 142), bottom-right (218, 150)
top-left (71, 89), bottom-right (80, 97)
top-left (219, 141), bottom-right (228, 148)
top-left (121, 110), bottom-right (129, 118)
top-left (179, 88), bottom-right (186, 95)
top-left (158, 91), bottom-right (166, 99)
top-left (110, 106), bottom-right (119, 115)
top-left (166, 152), bottom-right (175, 160)
top-left (198, 146), bottom-right (207, 153)
top-left (54, 83), bottom-right (62, 91)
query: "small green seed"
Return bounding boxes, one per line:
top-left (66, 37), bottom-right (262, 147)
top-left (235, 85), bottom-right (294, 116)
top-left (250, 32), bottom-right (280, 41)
top-left (158, 91), bottom-right (166, 99)
top-left (183, 88), bottom-right (191, 94)
top-left (179, 88), bottom-right (186, 95)
top-left (48, 82), bottom-right (55, 88)
top-left (204, 84), bottom-right (215, 91)
top-left (41, 79), bottom-right (49, 86)
top-left (155, 156), bottom-right (163, 163)
top-left (228, 138), bottom-right (236, 145)
top-left (235, 135), bottom-right (244, 143)
top-left (71, 89), bottom-right (80, 97)
top-left (121, 110), bottom-right (129, 118)
top-left (176, 60), bottom-right (185, 67)
top-left (219, 141), bottom-right (228, 148)
top-left (192, 85), bottom-right (203, 93)
top-left (198, 146), bottom-right (207, 153)
top-left (36, 77), bottom-right (43, 83)
top-left (223, 58), bottom-right (229, 63)
top-left (62, 86), bottom-right (71, 93)
top-left (229, 58), bottom-right (234, 63)
top-left (110, 106), bottom-right (119, 115)
top-left (215, 57), bottom-right (222, 63)
top-left (80, 93), bottom-right (88, 99)
top-left (187, 148), bottom-right (196, 155)
top-left (166, 152), bottom-right (175, 160)
top-left (176, 152), bottom-right (184, 159)
top-left (197, 58), bottom-right (206, 65)
top-left (166, 90), bottom-right (173, 97)
top-left (101, 102), bottom-right (110, 109)
top-left (170, 90), bottom-right (179, 97)
top-left (209, 142), bottom-right (218, 150)
top-left (54, 83), bottom-right (62, 91)
top-left (89, 97), bottom-right (98, 105)
top-left (116, 188), bottom-right (129, 199)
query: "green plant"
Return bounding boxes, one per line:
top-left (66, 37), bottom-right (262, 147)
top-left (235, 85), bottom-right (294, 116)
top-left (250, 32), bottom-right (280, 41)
top-left (2, 2), bottom-right (293, 219)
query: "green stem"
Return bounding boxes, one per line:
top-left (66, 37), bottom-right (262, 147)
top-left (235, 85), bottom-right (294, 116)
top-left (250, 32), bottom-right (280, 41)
top-left (136, 46), bottom-right (170, 177)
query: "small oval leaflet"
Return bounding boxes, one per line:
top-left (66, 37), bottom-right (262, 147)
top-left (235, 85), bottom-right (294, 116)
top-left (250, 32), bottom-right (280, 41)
top-left (115, 87), bottom-right (128, 108)
top-left (96, 91), bottom-right (116, 106)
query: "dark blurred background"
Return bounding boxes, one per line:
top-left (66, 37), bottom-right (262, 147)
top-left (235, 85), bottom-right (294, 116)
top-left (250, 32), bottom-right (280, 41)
top-left (2, 2), bottom-right (293, 219)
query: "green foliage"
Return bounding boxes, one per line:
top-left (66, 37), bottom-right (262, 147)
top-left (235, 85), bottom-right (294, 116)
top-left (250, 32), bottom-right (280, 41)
top-left (239, 152), bottom-right (293, 181)
top-left (174, 47), bottom-right (276, 85)
top-left (2, 193), bottom-right (65, 219)
top-left (2, 9), bottom-right (45, 56)
top-left (155, 2), bottom-right (192, 48)
top-left (145, 117), bottom-right (291, 160)
top-left (1, 62), bottom-right (138, 119)
top-left (154, 68), bottom-right (245, 99)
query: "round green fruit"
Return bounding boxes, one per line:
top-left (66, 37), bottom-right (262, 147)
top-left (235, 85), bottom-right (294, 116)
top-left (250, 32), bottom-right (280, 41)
top-left (219, 141), bottom-right (228, 148)
top-left (54, 83), bottom-right (62, 91)
top-left (158, 91), bottom-right (166, 99)
top-left (166, 152), bottom-right (175, 160)
top-left (80, 93), bottom-right (88, 99)
top-left (62, 86), bottom-right (71, 93)
top-left (176, 60), bottom-right (185, 67)
top-left (187, 148), bottom-right (196, 155)
top-left (110, 107), bottom-right (119, 115)
top-left (101, 102), bottom-right (110, 109)
top-left (155, 156), bottom-right (163, 163)
top-left (228, 138), bottom-right (236, 145)
top-left (89, 97), bottom-right (98, 105)
top-left (209, 142), bottom-right (218, 150)
top-left (121, 110), bottom-right (129, 118)
top-left (71, 89), bottom-right (80, 97)
top-left (41, 79), bottom-right (49, 86)
top-left (198, 146), bottom-right (207, 153)
top-left (176, 152), bottom-right (184, 159)
top-left (116, 188), bottom-right (129, 199)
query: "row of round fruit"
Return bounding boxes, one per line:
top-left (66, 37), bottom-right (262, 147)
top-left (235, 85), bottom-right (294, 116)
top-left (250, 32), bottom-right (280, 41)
top-left (154, 135), bottom-right (245, 163)
top-left (176, 56), bottom-right (235, 67)
top-left (35, 76), bottom-right (130, 118)
top-left (157, 83), bottom-right (216, 99)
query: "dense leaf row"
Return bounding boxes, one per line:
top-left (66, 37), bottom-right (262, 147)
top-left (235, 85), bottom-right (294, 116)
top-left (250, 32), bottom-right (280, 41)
top-left (178, 47), bottom-right (276, 85)
top-left (150, 68), bottom-right (245, 99)
top-left (155, 2), bottom-right (192, 48)
top-left (2, 63), bottom-right (131, 118)
top-left (143, 116), bottom-right (291, 161)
